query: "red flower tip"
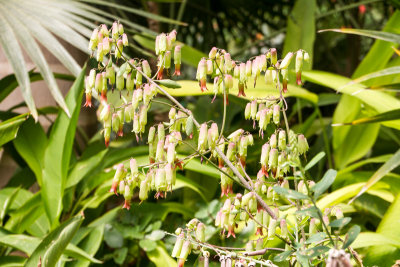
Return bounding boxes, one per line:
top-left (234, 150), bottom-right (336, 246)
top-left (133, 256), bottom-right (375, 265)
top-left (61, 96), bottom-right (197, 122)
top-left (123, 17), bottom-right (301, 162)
top-left (105, 138), bottom-right (110, 148)
top-left (101, 91), bottom-right (107, 102)
top-left (123, 200), bottom-right (131, 210)
top-left (296, 72), bottom-right (302, 85)
top-left (157, 67), bottom-right (164, 80)
top-left (283, 80), bottom-right (288, 93)
top-left (238, 83), bottom-right (246, 97)
top-left (173, 64), bottom-right (181, 76)
top-left (200, 79), bottom-right (207, 92)
top-left (84, 94), bottom-right (92, 108)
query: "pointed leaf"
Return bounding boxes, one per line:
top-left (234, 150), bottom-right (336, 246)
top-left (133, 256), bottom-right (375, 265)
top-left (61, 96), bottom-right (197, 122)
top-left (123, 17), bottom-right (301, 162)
top-left (42, 67), bottom-right (86, 226)
top-left (304, 152), bottom-right (325, 171)
top-left (334, 109), bottom-right (400, 126)
top-left (305, 232), bottom-right (326, 244)
top-left (343, 225), bottom-right (361, 249)
top-left (273, 186), bottom-right (309, 200)
top-left (146, 243), bottom-right (177, 267)
top-left (25, 216), bottom-right (83, 267)
top-left (329, 217), bottom-right (351, 228)
top-left (0, 114), bottom-right (28, 147)
top-left (311, 169), bottom-right (337, 198)
top-left (319, 28), bottom-right (400, 43)
top-left (274, 250), bottom-right (292, 262)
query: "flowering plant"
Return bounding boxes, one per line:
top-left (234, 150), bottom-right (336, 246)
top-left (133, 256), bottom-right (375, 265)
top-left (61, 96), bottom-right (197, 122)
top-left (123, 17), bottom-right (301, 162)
top-left (84, 22), bottom-right (361, 267)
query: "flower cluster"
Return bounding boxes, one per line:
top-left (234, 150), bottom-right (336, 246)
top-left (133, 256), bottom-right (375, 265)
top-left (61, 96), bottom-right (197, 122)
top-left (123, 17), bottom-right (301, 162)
top-left (196, 47), bottom-right (309, 102)
top-left (155, 30), bottom-right (181, 79)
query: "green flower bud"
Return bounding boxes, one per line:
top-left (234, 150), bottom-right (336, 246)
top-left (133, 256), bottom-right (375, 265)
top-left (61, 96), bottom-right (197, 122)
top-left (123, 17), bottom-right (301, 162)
top-left (169, 29), bottom-right (177, 43)
top-left (167, 143), bottom-right (176, 164)
top-left (260, 143), bottom-right (270, 167)
top-left (159, 33), bottom-right (167, 53)
top-left (259, 109), bottom-right (269, 131)
top-left (155, 139), bottom-right (165, 162)
top-left (139, 105), bottom-right (147, 132)
top-left (148, 126), bottom-right (156, 144)
top-left (164, 51), bottom-right (171, 69)
top-left (278, 130), bottom-right (287, 150)
top-left (112, 22), bottom-right (119, 39)
top-left (112, 113), bottom-right (120, 134)
top-left (207, 123), bottom-right (219, 149)
top-left (122, 33), bottom-right (128, 46)
top-left (196, 223), bottom-right (206, 243)
top-left (155, 168), bottom-right (166, 191)
top-left (304, 52), bottom-right (310, 63)
top-left (239, 63), bottom-right (246, 83)
top-left (165, 163), bottom-right (175, 189)
top-left (273, 104), bottom-right (280, 125)
top-left (245, 60), bottom-right (252, 77)
top-left (295, 51), bottom-right (304, 85)
top-left (244, 103), bottom-right (251, 120)
top-left (135, 67), bottom-right (142, 88)
top-left (171, 232), bottom-right (184, 258)
top-left (267, 218), bottom-right (277, 239)
top-left (309, 218), bottom-right (317, 236)
top-left (279, 52), bottom-right (293, 69)
top-left (158, 123), bottom-right (165, 141)
top-left (280, 219), bottom-right (288, 238)
top-left (264, 69), bottom-right (273, 85)
top-left (270, 48), bottom-right (277, 65)
top-left (118, 23), bottom-right (124, 35)
top-left (89, 28), bottom-right (99, 50)
top-left (95, 73), bottom-right (102, 94)
top-left (233, 65), bottom-right (240, 78)
top-left (269, 134), bottom-right (277, 149)
top-left (119, 180), bottom-right (125, 194)
top-left (224, 53), bottom-right (233, 72)
top-left (297, 134), bottom-right (309, 154)
top-left (288, 130), bottom-right (297, 148)
top-left (103, 37), bottom-right (111, 54)
top-left (130, 158), bottom-right (138, 177)
top-left (241, 192), bottom-right (253, 208)
top-left (133, 113), bottom-right (140, 135)
top-left (126, 73), bottom-right (134, 91)
top-left (263, 209), bottom-right (270, 228)
top-left (226, 142), bottom-right (236, 162)
top-left (268, 148), bottom-right (278, 169)
top-left (245, 241), bottom-right (254, 253)
top-left (185, 115), bottom-right (194, 137)
top-left (209, 47), bottom-right (217, 59)
top-left (224, 74), bottom-right (233, 89)
top-left (260, 54), bottom-right (267, 71)
top-left (174, 46), bottom-right (181, 76)
top-left (250, 100), bottom-right (258, 120)
top-left (198, 123), bottom-right (208, 152)
top-left (99, 103), bottom-right (111, 122)
top-left (178, 240), bottom-right (191, 266)
top-left (139, 179), bottom-right (149, 201)
top-left (100, 24), bottom-right (109, 37)
top-left (116, 73), bottom-right (124, 91)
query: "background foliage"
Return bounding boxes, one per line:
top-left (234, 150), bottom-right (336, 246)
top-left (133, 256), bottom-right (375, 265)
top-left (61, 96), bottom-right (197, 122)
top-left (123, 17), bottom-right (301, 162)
top-left (0, 0), bottom-right (400, 266)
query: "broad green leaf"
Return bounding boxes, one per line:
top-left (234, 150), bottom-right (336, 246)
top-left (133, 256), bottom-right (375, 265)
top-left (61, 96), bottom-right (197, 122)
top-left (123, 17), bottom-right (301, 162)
top-left (283, 0), bottom-right (316, 69)
top-left (305, 246), bottom-right (330, 258)
top-left (351, 232), bottom-right (400, 249)
top-left (25, 216), bottom-right (83, 267)
top-left (146, 243), bottom-right (177, 267)
top-left (175, 173), bottom-right (207, 202)
top-left (42, 67), bottom-right (85, 226)
top-left (305, 232), bottom-right (326, 244)
top-left (377, 193), bottom-right (400, 240)
top-left (302, 71), bottom-right (400, 122)
top-left (0, 114), bottom-right (28, 147)
top-left (0, 12), bottom-right (37, 119)
top-left (329, 217), bottom-right (351, 228)
top-left (295, 206), bottom-right (320, 218)
top-left (145, 230), bottom-right (165, 241)
top-left (346, 66), bottom-right (400, 88)
top-left (156, 79), bottom-right (181, 89)
top-left (66, 149), bottom-right (108, 188)
top-left (162, 79), bottom-right (318, 104)
top-left (350, 149), bottom-right (400, 203)
top-left (338, 154), bottom-right (392, 176)
top-left (311, 169), bottom-right (337, 198)
top-left (304, 152), bottom-right (325, 171)
top-left (343, 225), bottom-right (361, 249)
top-left (333, 109), bottom-right (400, 126)
top-left (273, 186), bottom-right (308, 200)
top-left (319, 28), bottom-right (400, 44)
top-left (13, 118), bottom-right (47, 184)
top-left (139, 239), bottom-right (157, 252)
top-left (317, 183), bottom-right (364, 210)
top-left (273, 250), bottom-right (292, 262)
top-left (0, 256), bottom-right (25, 267)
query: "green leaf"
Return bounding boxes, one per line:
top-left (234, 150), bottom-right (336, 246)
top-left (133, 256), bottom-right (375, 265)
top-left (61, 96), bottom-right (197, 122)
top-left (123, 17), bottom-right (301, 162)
top-left (104, 224), bottom-right (124, 248)
top-left (0, 114), bottom-right (28, 147)
top-left (304, 152), bottom-right (325, 171)
top-left (68, 225), bottom-right (104, 267)
top-left (0, 12), bottom-right (37, 119)
top-left (13, 118), bottom-right (47, 184)
top-left (273, 186), bottom-right (309, 200)
top-left (295, 206), bottom-right (320, 218)
top-left (113, 247), bottom-right (128, 265)
top-left (351, 232), bottom-right (400, 249)
top-left (350, 149), bottom-right (400, 203)
top-left (25, 216), bottom-right (84, 267)
top-left (139, 239), bottom-right (157, 252)
top-left (319, 28), bottom-right (400, 44)
top-left (305, 246), bottom-right (330, 258)
top-left (317, 183), bottom-right (365, 210)
top-left (146, 243), bottom-right (177, 267)
top-left (377, 193), bottom-right (400, 240)
top-left (343, 225), bottom-right (361, 249)
top-left (145, 230), bottom-right (165, 241)
top-left (311, 169), bottom-right (337, 198)
top-left (0, 256), bottom-right (25, 267)
top-left (283, 0), bottom-right (316, 69)
top-left (41, 67), bottom-right (86, 227)
top-left (273, 250), bottom-right (292, 262)
top-left (305, 232), bottom-right (326, 244)
top-left (334, 108), bottom-right (400, 126)
top-left (174, 173), bottom-right (207, 202)
top-left (0, 187), bottom-right (20, 226)
top-left (338, 154), bottom-right (392, 176)
top-left (329, 217), bottom-right (351, 228)
top-left (66, 149), bottom-right (108, 188)
top-left (155, 79), bottom-right (182, 89)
